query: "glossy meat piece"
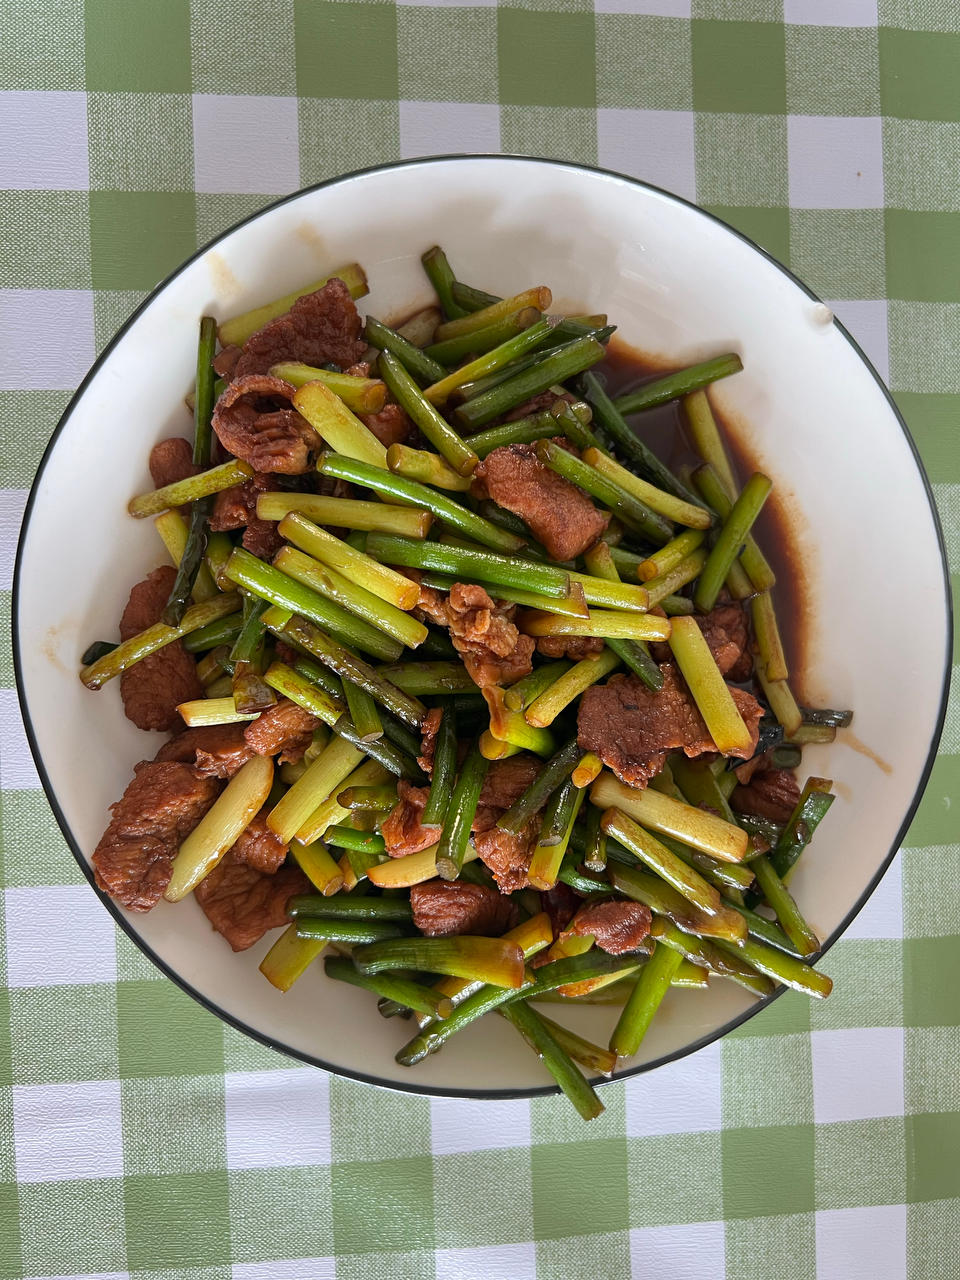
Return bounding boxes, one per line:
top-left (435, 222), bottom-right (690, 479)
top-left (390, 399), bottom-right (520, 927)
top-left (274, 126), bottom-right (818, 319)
top-left (118, 565), bottom-right (203, 732)
top-left (652, 602), bottom-right (752, 682)
top-left (243, 698), bottom-right (321, 764)
top-left (536, 635), bottom-right (606, 661)
top-left (472, 819), bottom-right (537, 894)
top-left (154, 722), bottom-right (253, 779)
top-left (92, 761), bottom-right (219, 911)
top-left (732, 761), bottom-right (801, 822)
top-left (149, 437), bottom-right (197, 489)
top-left (416, 582), bottom-right (535, 689)
top-left (567, 899), bottom-right (652, 955)
top-left (229, 810), bottom-right (289, 874)
top-left (417, 706), bottom-right (444, 775)
top-left (474, 442), bottom-right (609, 561)
top-left (410, 879), bottom-right (519, 937)
top-left (381, 782), bottom-right (440, 858)
top-left (361, 402), bottom-right (414, 447)
top-left (194, 852), bottom-right (309, 951)
top-left (233, 278), bottom-right (366, 379)
top-left (577, 665), bottom-right (762, 788)
top-left (212, 374), bottom-right (316, 475)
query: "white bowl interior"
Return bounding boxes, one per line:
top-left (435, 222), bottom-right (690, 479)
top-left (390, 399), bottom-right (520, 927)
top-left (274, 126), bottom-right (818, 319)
top-left (16, 158), bottom-right (949, 1095)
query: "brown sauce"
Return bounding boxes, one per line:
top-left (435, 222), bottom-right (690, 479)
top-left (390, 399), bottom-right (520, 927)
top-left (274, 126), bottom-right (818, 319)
top-left (599, 340), bottom-right (810, 689)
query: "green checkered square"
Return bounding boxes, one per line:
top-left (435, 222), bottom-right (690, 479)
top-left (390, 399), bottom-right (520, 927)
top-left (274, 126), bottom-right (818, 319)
top-left (903, 753), bottom-right (960, 843)
top-left (122, 1075), bottom-right (226, 1175)
top-left (116, 979), bottom-right (224, 1079)
top-left (500, 107), bottom-right (598, 166)
top-left (693, 0), bottom-right (783, 18)
top-left (808, 941), bottom-right (903, 1031)
top-left (537, 1231), bottom-right (631, 1279)
top-left (885, 210), bottom-right (960, 303)
top-left (0, 0), bottom-right (85, 91)
top-left (0, 191), bottom-right (91, 290)
top-left (904, 936), bottom-right (960, 1027)
top-left (790, 209), bottom-right (887, 300)
top-left (0, 597), bottom-right (12, 689)
top-left (330, 1074), bottom-right (431, 1162)
top-left (331, 1155), bottom-right (436, 1253)
top-left (124, 1171), bottom-right (232, 1271)
top-left (692, 21), bottom-right (787, 116)
top-left (93, 290), bottom-right (149, 355)
top-left (298, 99), bottom-right (401, 187)
top-left (706, 206), bottom-right (791, 266)
top-left (433, 1149), bottom-right (534, 1249)
top-left (220, 1023), bottom-right (288, 1074)
top-left (887, 301), bottom-right (960, 393)
top-left (695, 114), bottom-right (788, 206)
top-left (627, 1132), bottom-right (723, 1227)
top-left (814, 1118), bottom-right (907, 1208)
top-left (497, 9), bottom-right (596, 109)
top-left (884, 119), bottom-right (960, 212)
top-left (228, 1165), bottom-right (335, 1261)
top-left (724, 1213), bottom-right (816, 1280)
top-left (531, 1138), bottom-right (630, 1238)
top-left (116, 926), bottom-right (169, 983)
top-left (195, 193), bottom-right (275, 248)
top-left (18, 1177), bottom-right (127, 1275)
top-left (786, 25), bottom-right (881, 116)
top-left (728, 989), bottom-right (812, 1038)
top-left (295, 1), bottom-right (399, 100)
top-left (89, 191), bottom-right (197, 292)
top-left (84, 0), bottom-right (192, 92)
top-left (721, 1124), bottom-right (816, 1218)
top-left (0, 790), bottom-right (83, 889)
top-left (722, 1033), bottom-right (813, 1129)
top-left (397, 5), bottom-right (498, 104)
top-left (902, 843), bottom-right (960, 937)
top-left (905, 1026), bottom-right (960, 1115)
top-left (894, 394), bottom-right (960, 482)
top-left (0, 393), bottom-right (72, 490)
top-left (907, 1112), bottom-right (960, 1200)
top-left (0, 1183), bottom-right (21, 1279)
top-left (595, 16), bottom-right (693, 111)
top-left (9, 984), bottom-right (119, 1085)
top-left (191, 0), bottom-right (298, 96)
top-left (879, 0), bottom-right (959, 29)
top-left (532, 1077), bottom-right (625, 1144)
top-left (907, 1199), bottom-right (960, 1280)
top-left (879, 28), bottom-right (960, 123)
top-left (87, 93), bottom-right (194, 193)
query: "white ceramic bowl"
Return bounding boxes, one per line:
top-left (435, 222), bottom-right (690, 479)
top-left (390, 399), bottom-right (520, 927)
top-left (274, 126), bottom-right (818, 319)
top-left (14, 157), bottom-right (951, 1098)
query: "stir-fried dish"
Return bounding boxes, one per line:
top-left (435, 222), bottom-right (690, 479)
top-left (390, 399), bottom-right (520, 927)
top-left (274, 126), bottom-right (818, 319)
top-left (79, 248), bottom-right (849, 1119)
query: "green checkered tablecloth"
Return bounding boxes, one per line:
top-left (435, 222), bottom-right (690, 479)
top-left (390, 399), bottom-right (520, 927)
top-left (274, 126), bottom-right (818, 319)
top-left (2, 2), bottom-right (958, 1277)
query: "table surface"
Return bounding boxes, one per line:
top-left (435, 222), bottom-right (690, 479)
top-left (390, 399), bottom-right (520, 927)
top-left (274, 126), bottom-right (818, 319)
top-left (2, 3), bottom-right (958, 1278)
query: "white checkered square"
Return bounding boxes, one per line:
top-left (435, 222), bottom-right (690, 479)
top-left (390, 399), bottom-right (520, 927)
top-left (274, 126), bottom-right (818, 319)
top-left (0, 690), bottom-right (41, 791)
top-left (0, 289), bottom-right (95, 391)
top-left (0, 92), bottom-right (89, 190)
top-left (224, 1069), bottom-right (331, 1169)
top-left (625, 1040), bottom-right (722, 1137)
top-left (436, 1242), bottom-right (537, 1280)
top-left (630, 1221), bottom-right (726, 1279)
top-left (13, 1079), bottom-right (123, 1182)
top-left (232, 1261), bottom-right (335, 1280)
top-left (811, 1027), bottom-right (905, 1125)
top-left (788, 116), bottom-right (884, 209)
top-left (430, 1094), bottom-right (531, 1155)
top-left (815, 1205), bottom-right (906, 1280)
top-left (841, 855), bottom-right (902, 940)
top-left (192, 94), bottom-right (300, 195)
top-left (399, 101), bottom-right (500, 159)
top-left (597, 108), bottom-right (697, 202)
top-left (5, 884), bottom-right (119, 988)
top-left (596, 0), bottom-right (692, 12)
top-left (827, 298), bottom-right (889, 383)
top-left (395, 0), bottom-right (497, 5)
top-left (784, 0), bottom-right (878, 23)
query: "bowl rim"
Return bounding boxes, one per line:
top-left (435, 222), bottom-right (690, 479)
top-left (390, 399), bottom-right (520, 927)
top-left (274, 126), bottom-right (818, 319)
top-left (12, 153), bottom-right (953, 1100)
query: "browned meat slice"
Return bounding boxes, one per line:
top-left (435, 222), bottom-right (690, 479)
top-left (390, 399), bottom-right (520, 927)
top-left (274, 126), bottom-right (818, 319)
top-left (536, 635), bottom-right (606, 661)
top-left (149, 437), bottom-right (197, 489)
top-left (243, 698), bottom-right (320, 764)
top-left (577, 665), bottom-right (762, 788)
top-left (155, 722), bottom-right (253, 778)
top-left (478, 754), bottom-right (541, 813)
top-left (92, 761), bottom-right (219, 911)
top-left (503, 391), bottom-right (573, 422)
top-left (119, 566), bottom-right (203, 731)
top-left (241, 518), bottom-right (284, 560)
top-left (416, 582), bottom-right (535, 689)
top-left (410, 879), bottom-right (519, 937)
top-left (213, 344), bottom-right (242, 379)
top-left (209, 471), bottom-right (272, 531)
top-left (732, 761), bottom-right (801, 822)
top-left (417, 706), bottom-right (444, 775)
top-left (652, 602), bottom-right (752, 681)
top-left (541, 883), bottom-right (581, 938)
top-left (233, 279), bottom-right (366, 379)
top-left (194, 852), bottom-right (309, 951)
top-left (212, 374), bottom-right (317, 474)
top-left (566, 899), bottom-right (652, 955)
top-left (361, 402), bottom-right (414, 447)
top-left (381, 781), bottom-right (440, 858)
top-left (474, 442), bottom-right (609, 561)
top-left (230, 810), bottom-right (289, 874)
top-left (472, 820), bottom-right (537, 894)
